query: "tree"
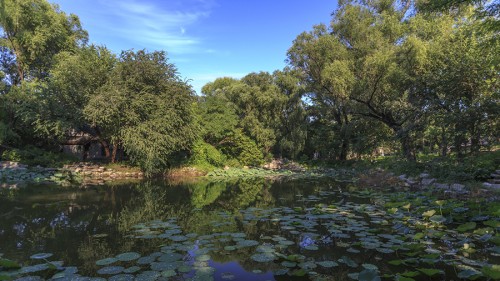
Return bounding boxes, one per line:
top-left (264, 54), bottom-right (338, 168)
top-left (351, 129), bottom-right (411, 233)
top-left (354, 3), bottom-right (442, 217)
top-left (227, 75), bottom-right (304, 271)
top-left (417, 0), bottom-right (499, 33)
top-left (0, 0), bottom-right (88, 82)
top-left (418, 18), bottom-right (499, 156)
top-left (287, 24), bottom-right (355, 160)
top-left (84, 50), bottom-right (198, 175)
top-left (272, 69), bottom-right (308, 159)
top-left (196, 88), bottom-right (239, 146)
top-left (289, 0), bottom-right (460, 161)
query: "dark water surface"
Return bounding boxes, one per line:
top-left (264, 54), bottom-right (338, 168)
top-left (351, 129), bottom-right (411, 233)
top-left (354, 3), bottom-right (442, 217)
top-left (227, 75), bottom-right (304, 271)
top-left (0, 178), bottom-right (498, 280)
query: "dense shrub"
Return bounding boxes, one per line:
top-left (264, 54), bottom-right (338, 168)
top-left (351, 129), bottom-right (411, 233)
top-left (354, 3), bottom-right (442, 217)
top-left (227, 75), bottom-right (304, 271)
top-left (220, 130), bottom-right (264, 167)
top-left (189, 140), bottom-right (226, 170)
top-left (1, 146), bottom-right (78, 167)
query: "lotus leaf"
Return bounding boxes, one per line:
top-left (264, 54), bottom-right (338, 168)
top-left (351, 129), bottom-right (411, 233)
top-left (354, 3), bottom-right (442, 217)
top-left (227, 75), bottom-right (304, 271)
top-left (116, 252), bottom-right (141, 262)
top-left (358, 269), bottom-right (381, 281)
top-left (108, 274), bottom-right (134, 281)
top-left (96, 257), bottom-right (118, 266)
top-left (135, 270), bottom-right (161, 281)
top-left (251, 253), bottom-right (275, 263)
top-left (97, 266), bottom-right (124, 275)
top-left (30, 253), bottom-right (53, 260)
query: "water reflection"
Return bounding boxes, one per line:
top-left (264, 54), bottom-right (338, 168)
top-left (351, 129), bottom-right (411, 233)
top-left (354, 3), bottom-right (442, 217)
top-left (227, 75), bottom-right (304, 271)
top-left (0, 178), bottom-right (330, 277)
top-left (3, 178), bottom-right (494, 280)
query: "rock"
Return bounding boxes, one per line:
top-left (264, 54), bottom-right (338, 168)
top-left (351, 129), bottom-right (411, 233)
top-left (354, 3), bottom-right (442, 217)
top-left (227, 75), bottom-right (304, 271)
top-left (421, 178), bottom-right (436, 186)
top-left (419, 173), bottom-right (430, 179)
top-left (483, 182), bottom-right (500, 189)
top-left (451, 183), bottom-right (466, 193)
top-left (405, 179), bottom-right (418, 186)
top-left (433, 183), bottom-right (449, 189)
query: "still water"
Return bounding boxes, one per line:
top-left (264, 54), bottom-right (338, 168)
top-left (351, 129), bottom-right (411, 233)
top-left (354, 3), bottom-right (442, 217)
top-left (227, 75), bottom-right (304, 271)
top-left (0, 178), bottom-right (498, 280)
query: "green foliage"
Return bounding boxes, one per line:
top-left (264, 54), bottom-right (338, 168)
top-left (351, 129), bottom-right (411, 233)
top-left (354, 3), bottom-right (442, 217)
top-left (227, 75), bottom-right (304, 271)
top-left (0, 0), bottom-right (88, 81)
top-left (188, 140), bottom-right (226, 170)
top-left (195, 94), bottom-right (239, 145)
top-left (84, 50), bottom-right (198, 175)
top-left (1, 146), bottom-right (77, 167)
top-left (220, 130), bottom-right (264, 167)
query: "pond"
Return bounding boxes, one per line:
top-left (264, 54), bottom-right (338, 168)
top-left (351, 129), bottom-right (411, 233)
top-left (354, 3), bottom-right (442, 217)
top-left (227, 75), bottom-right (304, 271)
top-left (0, 177), bottom-right (499, 281)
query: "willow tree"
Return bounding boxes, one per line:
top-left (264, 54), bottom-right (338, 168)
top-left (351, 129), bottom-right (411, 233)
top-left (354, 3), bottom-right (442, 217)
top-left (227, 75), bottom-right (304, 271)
top-left (289, 0), bottom-right (459, 160)
top-left (84, 50), bottom-right (198, 175)
top-left (287, 24), bottom-right (355, 160)
top-left (0, 0), bottom-right (88, 82)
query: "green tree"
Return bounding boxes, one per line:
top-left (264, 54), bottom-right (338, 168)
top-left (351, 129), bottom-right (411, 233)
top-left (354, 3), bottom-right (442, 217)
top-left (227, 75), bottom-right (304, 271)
top-left (196, 90), bottom-right (239, 146)
top-left (272, 69), bottom-right (308, 159)
top-left (418, 18), bottom-right (499, 156)
top-left (0, 0), bottom-right (88, 82)
top-left (84, 50), bottom-right (198, 175)
top-left (289, 0), bottom-right (459, 161)
top-left (287, 24), bottom-right (355, 160)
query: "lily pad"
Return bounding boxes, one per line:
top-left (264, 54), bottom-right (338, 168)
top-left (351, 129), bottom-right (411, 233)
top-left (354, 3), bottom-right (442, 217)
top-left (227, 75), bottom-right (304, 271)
top-left (358, 269), bottom-right (381, 281)
top-left (123, 266), bottom-right (141, 274)
top-left (429, 215), bottom-right (446, 224)
top-left (237, 240), bottom-right (259, 247)
top-left (0, 258), bottom-right (21, 269)
top-left (161, 270), bottom-right (177, 277)
top-left (30, 253), bottom-right (53, 260)
top-left (97, 266), bottom-right (124, 275)
top-left (457, 222), bottom-right (477, 232)
top-left (116, 252), bottom-right (141, 262)
top-left (108, 274), bottom-right (135, 281)
top-left (251, 253), bottom-right (275, 263)
top-left (96, 257), bottom-right (118, 266)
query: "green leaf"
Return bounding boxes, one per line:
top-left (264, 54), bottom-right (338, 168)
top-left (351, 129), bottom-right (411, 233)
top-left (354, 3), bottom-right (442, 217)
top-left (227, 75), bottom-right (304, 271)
top-left (457, 222), bottom-right (477, 232)
top-left (422, 210), bottom-right (436, 217)
top-left (482, 265), bottom-right (500, 280)
top-left (401, 271), bottom-right (421, 277)
top-left (484, 220), bottom-right (500, 228)
top-left (417, 268), bottom-right (443, 276)
top-left (388, 260), bottom-right (405, 266)
top-left (429, 215), bottom-right (446, 224)
top-left (457, 269), bottom-right (482, 279)
top-left (358, 269), bottom-right (381, 281)
top-left (0, 258), bottom-right (20, 269)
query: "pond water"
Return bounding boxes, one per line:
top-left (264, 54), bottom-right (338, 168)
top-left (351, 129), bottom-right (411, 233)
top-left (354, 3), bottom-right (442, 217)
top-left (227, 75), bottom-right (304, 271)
top-left (0, 177), bottom-right (499, 281)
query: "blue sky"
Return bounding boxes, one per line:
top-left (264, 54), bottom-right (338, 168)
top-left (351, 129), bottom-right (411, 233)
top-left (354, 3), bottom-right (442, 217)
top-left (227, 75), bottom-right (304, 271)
top-left (51, 0), bottom-right (338, 94)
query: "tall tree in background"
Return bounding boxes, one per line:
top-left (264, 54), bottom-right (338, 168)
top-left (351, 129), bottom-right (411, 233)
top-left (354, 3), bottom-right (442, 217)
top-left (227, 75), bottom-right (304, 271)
top-left (418, 17), bottom-right (499, 156)
top-left (287, 24), bottom-right (355, 160)
top-left (272, 69), bottom-right (307, 159)
top-left (0, 0), bottom-right (88, 82)
top-left (84, 50), bottom-right (198, 174)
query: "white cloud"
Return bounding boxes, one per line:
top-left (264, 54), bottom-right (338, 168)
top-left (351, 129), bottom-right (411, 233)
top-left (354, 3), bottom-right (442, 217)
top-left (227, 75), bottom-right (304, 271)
top-left (97, 0), bottom-right (212, 54)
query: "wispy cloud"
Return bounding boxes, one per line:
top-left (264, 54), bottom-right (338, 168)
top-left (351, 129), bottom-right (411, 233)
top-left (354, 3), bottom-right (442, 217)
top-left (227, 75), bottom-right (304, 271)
top-left (96, 0), bottom-right (213, 54)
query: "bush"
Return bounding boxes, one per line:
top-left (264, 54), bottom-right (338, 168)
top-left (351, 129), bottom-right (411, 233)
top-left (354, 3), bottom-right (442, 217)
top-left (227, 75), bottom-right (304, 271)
top-left (189, 140), bottom-right (226, 170)
top-left (1, 146), bottom-right (78, 167)
top-left (220, 130), bottom-right (264, 167)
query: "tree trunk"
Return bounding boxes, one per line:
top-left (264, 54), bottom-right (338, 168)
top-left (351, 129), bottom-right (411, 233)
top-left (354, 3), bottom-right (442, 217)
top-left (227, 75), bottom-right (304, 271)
top-left (339, 138), bottom-right (349, 161)
top-left (453, 124), bottom-right (465, 158)
top-left (400, 136), bottom-right (416, 161)
top-left (390, 124), bottom-right (415, 161)
top-left (111, 143), bottom-right (118, 163)
top-left (100, 140), bottom-right (111, 158)
top-left (440, 126), bottom-right (448, 157)
top-left (470, 122), bottom-right (480, 154)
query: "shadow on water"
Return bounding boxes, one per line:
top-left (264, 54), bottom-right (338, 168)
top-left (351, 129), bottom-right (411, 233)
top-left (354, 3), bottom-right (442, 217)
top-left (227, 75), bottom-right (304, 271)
top-left (0, 177), bottom-right (498, 280)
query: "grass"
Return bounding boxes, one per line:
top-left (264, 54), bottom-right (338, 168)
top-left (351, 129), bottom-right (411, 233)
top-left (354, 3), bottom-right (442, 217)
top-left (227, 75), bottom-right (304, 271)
top-left (369, 150), bottom-right (500, 183)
